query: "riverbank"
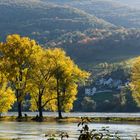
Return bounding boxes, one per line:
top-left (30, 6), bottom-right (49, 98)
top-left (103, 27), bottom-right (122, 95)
top-left (0, 116), bottom-right (140, 124)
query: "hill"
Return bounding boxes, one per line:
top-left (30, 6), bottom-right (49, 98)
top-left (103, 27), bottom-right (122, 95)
top-left (115, 0), bottom-right (140, 9)
top-left (0, 0), bottom-right (114, 42)
top-left (1, 0), bottom-right (140, 112)
top-left (1, 0), bottom-right (140, 70)
top-left (47, 28), bottom-right (140, 68)
top-left (43, 0), bottom-right (140, 28)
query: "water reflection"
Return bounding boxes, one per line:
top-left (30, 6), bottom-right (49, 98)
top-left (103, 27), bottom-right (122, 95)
top-left (0, 122), bottom-right (139, 140)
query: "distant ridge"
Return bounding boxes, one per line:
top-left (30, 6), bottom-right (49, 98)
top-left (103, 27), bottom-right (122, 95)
top-left (0, 0), bottom-right (114, 40)
top-left (42, 0), bottom-right (140, 28)
top-left (0, 0), bottom-right (140, 69)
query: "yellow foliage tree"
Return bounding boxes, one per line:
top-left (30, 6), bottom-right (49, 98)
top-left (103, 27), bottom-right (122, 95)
top-left (27, 48), bottom-right (57, 119)
top-left (0, 34), bottom-right (41, 118)
top-left (130, 57), bottom-right (140, 106)
top-left (0, 34), bottom-right (90, 119)
top-left (0, 73), bottom-right (15, 114)
top-left (28, 48), bottom-right (90, 119)
top-left (47, 48), bottom-right (90, 118)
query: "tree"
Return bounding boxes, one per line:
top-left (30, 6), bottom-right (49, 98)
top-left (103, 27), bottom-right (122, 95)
top-left (27, 48), bottom-right (57, 119)
top-left (47, 48), bottom-right (90, 118)
top-left (130, 57), bottom-right (140, 107)
top-left (0, 34), bottom-right (41, 118)
top-left (28, 48), bottom-right (90, 119)
top-left (0, 73), bottom-right (15, 115)
top-left (81, 97), bottom-right (96, 112)
top-left (0, 34), bottom-right (90, 119)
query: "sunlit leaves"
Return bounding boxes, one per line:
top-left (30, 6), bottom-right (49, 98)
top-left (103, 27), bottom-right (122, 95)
top-left (0, 34), bottom-right (42, 116)
top-left (47, 48), bottom-right (90, 113)
top-left (0, 34), bottom-right (90, 116)
top-left (130, 56), bottom-right (140, 106)
top-left (0, 73), bottom-right (15, 113)
top-left (29, 47), bottom-right (90, 115)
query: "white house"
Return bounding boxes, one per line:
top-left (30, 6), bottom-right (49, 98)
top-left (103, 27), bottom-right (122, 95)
top-left (85, 88), bottom-right (91, 96)
top-left (92, 87), bottom-right (97, 95)
top-left (85, 87), bottom-right (97, 96)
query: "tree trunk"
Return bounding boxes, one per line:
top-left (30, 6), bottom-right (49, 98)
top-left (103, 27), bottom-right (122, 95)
top-left (38, 94), bottom-right (43, 119)
top-left (56, 78), bottom-right (62, 119)
top-left (16, 89), bottom-right (22, 118)
top-left (58, 105), bottom-right (62, 119)
top-left (39, 107), bottom-right (43, 119)
top-left (39, 106), bottom-right (43, 118)
top-left (18, 101), bottom-right (22, 118)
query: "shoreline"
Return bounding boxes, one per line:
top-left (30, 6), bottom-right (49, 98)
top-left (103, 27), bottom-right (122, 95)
top-left (0, 116), bottom-right (140, 124)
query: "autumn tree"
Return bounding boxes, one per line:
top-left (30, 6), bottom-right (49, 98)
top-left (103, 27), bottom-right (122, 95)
top-left (28, 48), bottom-right (90, 119)
top-left (0, 34), bottom-right (90, 119)
top-left (0, 34), bottom-right (41, 118)
top-left (47, 48), bottom-right (90, 118)
top-left (27, 48), bottom-right (57, 119)
top-left (130, 57), bottom-right (140, 107)
top-left (0, 72), bottom-right (15, 115)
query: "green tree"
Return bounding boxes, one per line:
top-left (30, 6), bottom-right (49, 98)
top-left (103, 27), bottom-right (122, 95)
top-left (81, 97), bottom-right (96, 112)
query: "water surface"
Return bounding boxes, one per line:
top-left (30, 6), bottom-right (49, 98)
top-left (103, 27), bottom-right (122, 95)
top-left (1, 112), bottom-right (140, 139)
top-left (0, 121), bottom-right (139, 140)
top-left (5, 112), bottom-right (140, 118)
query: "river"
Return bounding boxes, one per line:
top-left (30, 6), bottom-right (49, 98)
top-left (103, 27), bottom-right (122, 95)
top-left (4, 112), bottom-right (140, 118)
top-left (0, 112), bottom-right (140, 140)
top-left (0, 122), bottom-right (140, 140)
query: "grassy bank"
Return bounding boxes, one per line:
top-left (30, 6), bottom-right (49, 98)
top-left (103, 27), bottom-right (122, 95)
top-left (0, 116), bottom-right (140, 124)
